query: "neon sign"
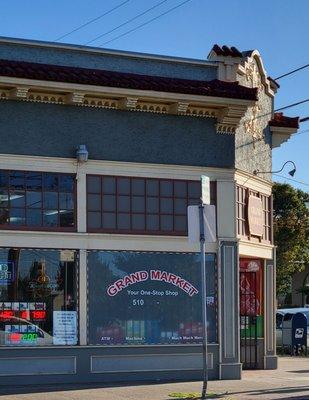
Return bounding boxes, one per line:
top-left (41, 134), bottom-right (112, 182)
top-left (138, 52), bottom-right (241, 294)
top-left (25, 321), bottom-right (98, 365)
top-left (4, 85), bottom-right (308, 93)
top-left (107, 269), bottom-right (199, 297)
top-left (31, 310), bottom-right (46, 320)
top-left (8, 332), bottom-right (38, 344)
top-left (0, 310), bottom-right (14, 320)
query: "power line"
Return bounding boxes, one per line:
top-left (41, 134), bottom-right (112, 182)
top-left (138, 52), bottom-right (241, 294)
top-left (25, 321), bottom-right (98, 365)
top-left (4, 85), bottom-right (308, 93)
top-left (300, 116), bottom-right (309, 123)
top-left (273, 174), bottom-right (309, 187)
top-left (274, 64), bottom-right (309, 80)
top-left (54, 0), bottom-right (131, 42)
top-left (99, 0), bottom-right (193, 47)
top-left (239, 98), bottom-right (309, 129)
top-left (293, 128), bottom-right (309, 136)
top-left (275, 99), bottom-right (309, 112)
top-left (85, 0), bottom-right (170, 46)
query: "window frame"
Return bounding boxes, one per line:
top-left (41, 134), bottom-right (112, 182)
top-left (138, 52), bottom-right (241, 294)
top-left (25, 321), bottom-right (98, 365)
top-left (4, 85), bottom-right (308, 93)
top-left (87, 175), bottom-right (216, 236)
top-left (0, 247), bottom-right (79, 347)
top-left (236, 184), bottom-right (272, 244)
top-left (87, 250), bottom-right (218, 346)
top-left (0, 169), bottom-right (77, 232)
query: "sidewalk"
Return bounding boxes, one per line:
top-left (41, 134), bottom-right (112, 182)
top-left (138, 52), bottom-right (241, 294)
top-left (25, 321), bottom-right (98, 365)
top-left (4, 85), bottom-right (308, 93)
top-left (0, 357), bottom-right (308, 400)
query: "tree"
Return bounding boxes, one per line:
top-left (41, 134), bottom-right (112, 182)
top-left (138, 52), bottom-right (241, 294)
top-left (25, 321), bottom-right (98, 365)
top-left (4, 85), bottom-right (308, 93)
top-left (273, 183), bottom-right (309, 296)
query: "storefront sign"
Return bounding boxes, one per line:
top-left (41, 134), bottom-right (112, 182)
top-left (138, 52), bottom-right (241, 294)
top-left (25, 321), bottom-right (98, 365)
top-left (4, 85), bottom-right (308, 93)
top-left (53, 311), bottom-right (77, 345)
top-left (201, 175), bottom-right (210, 205)
top-left (60, 250), bottom-right (75, 262)
top-left (187, 204), bottom-right (216, 244)
top-left (89, 251), bottom-right (217, 345)
top-left (248, 195), bottom-right (263, 237)
top-left (107, 269), bottom-right (199, 297)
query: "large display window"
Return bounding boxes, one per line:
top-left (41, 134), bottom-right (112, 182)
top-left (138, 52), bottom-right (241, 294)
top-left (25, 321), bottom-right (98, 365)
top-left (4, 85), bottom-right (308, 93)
top-left (0, 248), bottom-right (78, 346)
top-left (88, 251), bottom-right (217, 346)
top-left (0, 170), bottom-right (76, 230)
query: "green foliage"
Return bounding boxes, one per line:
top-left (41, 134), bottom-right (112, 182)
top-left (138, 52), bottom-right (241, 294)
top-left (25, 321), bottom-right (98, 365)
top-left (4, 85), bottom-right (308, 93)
top-left (273, 183), bottom-right (309, 295)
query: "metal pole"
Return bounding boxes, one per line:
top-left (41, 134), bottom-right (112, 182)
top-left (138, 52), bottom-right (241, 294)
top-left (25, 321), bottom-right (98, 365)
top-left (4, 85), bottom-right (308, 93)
top-left (199, 204), bottom-right (208, 399)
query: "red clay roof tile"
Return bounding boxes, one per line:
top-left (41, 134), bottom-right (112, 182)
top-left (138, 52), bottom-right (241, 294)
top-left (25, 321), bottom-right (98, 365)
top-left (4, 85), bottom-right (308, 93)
top-left (212, 44), bottom-right (243, 58)
top-left (269, 112), bottom-right (299, 129)
top-left (0, 59), bottom-right (257, 101)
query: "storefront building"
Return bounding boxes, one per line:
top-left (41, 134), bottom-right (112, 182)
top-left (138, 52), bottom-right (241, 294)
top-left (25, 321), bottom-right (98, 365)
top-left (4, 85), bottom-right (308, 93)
top-left (0, 38), bottom-right (299, 383)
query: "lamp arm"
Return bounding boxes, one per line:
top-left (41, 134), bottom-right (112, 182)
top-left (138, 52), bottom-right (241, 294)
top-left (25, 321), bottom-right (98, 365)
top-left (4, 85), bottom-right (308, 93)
top-left (254, 160), bottom-right (296, 175)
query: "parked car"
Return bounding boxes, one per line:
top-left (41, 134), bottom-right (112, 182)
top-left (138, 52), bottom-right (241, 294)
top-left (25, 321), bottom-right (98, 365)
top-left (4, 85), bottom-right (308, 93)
top-left (276, 308), bottom-right (309, 347)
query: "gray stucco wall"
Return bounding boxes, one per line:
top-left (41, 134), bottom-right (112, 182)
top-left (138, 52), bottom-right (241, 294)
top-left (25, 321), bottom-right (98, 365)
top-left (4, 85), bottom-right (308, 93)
top-left (235, 58), bottom-right (273, 180)
top-left (0, 40), bottom-right (217, 81)
top-left (0, 100), bottom-right (235, 167)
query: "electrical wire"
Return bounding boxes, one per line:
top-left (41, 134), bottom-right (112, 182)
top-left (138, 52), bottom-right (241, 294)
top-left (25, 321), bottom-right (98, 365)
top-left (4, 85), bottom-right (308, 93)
top-left (273, 174), bottom-right (309, 187)
top-left (274, 64), bottom-right (309, 80)
top-left (275, 99), bottom-right (309, 112)
top-left (99, 0), bottom-right (193, 46)
top-left (54, 0), bottom-right (131, 42)
top-left (85, 0), bottom-right (170, 46)
top-left (239, 99), bottom-right (309, 129)
top-left (293, 128), bottom-right (309, 136)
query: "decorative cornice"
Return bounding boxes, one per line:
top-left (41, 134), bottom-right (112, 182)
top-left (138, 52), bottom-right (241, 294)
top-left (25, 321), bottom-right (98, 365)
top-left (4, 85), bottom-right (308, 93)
top-left (237, 52), bottom-right (275, 97)
top-left (0, 77), bottom-right (256, 133)
top-left (270, 126), bottom-right (298, 149)
top-left (216, 104), bottom-right (248, 133)
top-left (208, 47), bottom-right (275, 98)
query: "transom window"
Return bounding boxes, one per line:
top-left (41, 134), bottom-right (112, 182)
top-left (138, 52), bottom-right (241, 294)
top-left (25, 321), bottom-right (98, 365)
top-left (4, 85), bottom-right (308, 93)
top-left (87, 175), bottom-right (216, 235)
top-left (0, 170), bottom-right (76, 230)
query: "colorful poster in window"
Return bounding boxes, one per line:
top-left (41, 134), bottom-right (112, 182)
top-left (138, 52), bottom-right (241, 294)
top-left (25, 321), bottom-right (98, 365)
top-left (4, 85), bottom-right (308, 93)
top-left (88, 251), bottom-right (217, 346)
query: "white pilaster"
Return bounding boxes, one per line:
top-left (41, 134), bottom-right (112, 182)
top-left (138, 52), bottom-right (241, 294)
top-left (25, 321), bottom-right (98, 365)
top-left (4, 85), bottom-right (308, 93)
top-left (79, 249), bottom-right (87, 346)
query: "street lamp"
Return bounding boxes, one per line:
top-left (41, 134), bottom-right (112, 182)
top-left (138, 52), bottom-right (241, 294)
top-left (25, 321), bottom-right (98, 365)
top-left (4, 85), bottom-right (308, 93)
top-left (253, 160), bottom-right (296, 177)
top-left (76, 144), bottom-right (89, 163)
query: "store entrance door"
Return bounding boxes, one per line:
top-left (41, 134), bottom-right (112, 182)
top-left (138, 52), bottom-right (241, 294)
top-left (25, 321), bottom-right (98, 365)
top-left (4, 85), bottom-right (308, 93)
top-left (240, 270), bottom-right (258, 369)
top-left (239, 259), bottom-right (263, 370)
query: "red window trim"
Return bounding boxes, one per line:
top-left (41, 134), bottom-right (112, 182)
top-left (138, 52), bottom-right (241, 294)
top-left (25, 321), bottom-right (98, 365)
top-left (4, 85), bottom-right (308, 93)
top-left (87, 175), bottom-right (216, 236)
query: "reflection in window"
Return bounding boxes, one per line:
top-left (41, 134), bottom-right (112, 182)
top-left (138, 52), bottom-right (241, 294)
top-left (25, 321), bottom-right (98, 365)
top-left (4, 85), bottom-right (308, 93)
top-left (88, 251), bottom-right (217, 346)
top-left (0, 170), bottom-right (76, 230)
top-left (0, 248), bottom-right (78, 346)
top-left (87, 175), bottom-right (216, 235)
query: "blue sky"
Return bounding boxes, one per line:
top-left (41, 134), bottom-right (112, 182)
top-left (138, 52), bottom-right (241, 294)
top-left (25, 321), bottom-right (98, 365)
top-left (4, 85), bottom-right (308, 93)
top-left (1, 0), bottom-right (308, 191)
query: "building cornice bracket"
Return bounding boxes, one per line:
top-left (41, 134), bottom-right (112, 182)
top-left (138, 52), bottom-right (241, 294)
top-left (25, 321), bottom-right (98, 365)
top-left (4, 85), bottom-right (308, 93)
top-left (216, 104), bottom-right (248, 134)
top-left (9, 86), bottom-right (29, 99)
top-left (119, 97), bottom-right (139, 110)
top-left (169, 101), bottom-right (190, 115)
top-left (66, 92), bottom-right (85, 104)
